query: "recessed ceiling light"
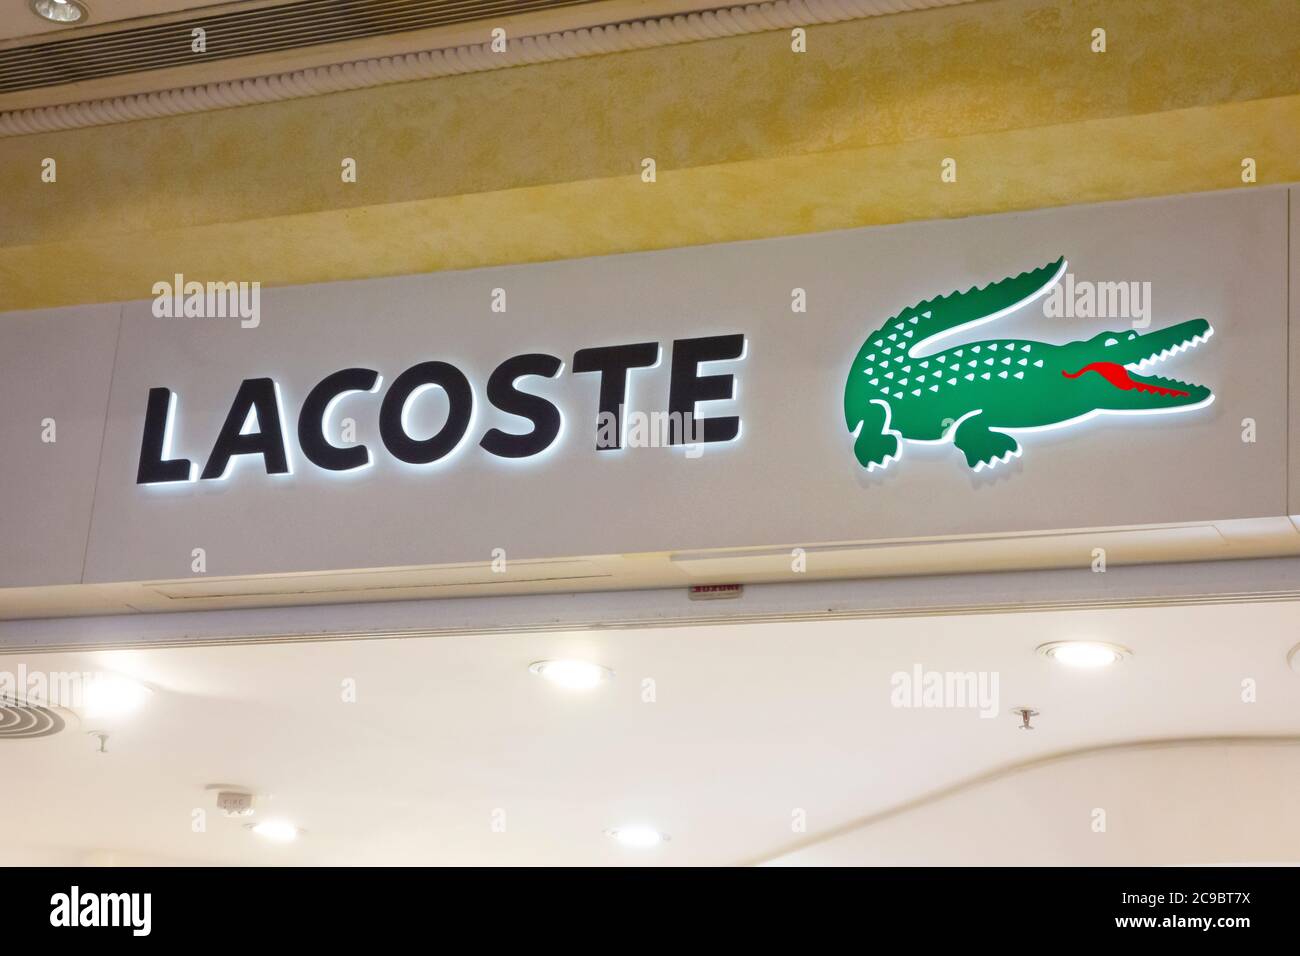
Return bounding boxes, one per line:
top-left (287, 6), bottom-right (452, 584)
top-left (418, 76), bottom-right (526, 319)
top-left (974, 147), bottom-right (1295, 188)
top-left (249, 821), bottom-right (300, 842)
top-left (529, 659), bottom-right (612, 690)
top-left (31, 0), bottom-right (88, 24)
top-left (605, 826), bottom-right (669, 848)
top-left (1037, 641), bottom-right (1131, 668)
top-left (81, 674), bottom-right (151, 718)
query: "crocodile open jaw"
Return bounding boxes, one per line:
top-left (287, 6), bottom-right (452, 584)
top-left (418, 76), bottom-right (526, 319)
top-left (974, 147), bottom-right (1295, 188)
top-left (1067, 322), bottom-right (1213, 400)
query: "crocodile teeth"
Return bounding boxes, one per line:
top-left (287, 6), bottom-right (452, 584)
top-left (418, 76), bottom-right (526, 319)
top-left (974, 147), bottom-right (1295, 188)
top-left (1126, 325), bottom-right (1214, 372)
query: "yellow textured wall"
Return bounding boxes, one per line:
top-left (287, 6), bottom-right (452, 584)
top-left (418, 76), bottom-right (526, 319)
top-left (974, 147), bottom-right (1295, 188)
top-left (0, 0), bottom-right (1297, 310)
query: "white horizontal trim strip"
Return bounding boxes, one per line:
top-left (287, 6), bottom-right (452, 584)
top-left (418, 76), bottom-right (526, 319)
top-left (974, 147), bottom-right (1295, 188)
top-left (3, 555), bottom-right (1299, 654)
top-left (0, 0), bottom-right (973, 137)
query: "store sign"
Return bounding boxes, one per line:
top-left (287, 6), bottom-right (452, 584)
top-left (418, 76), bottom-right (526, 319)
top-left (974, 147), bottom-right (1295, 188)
top-left (137, 257), bottom-right (1220, 487)
top-left (843, 257), bottom-right (1216, 473)
top-left (6, 187), bottom-right (1276, 588)
top-left (136, 334), bottom-right (746, 483)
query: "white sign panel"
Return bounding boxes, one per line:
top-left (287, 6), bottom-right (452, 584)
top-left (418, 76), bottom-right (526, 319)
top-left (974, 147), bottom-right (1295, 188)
top-left (1, 189), bottom-right (1289, 587)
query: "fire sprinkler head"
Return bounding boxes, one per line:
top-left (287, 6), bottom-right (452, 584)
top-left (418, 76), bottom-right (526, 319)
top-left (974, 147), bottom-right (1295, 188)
top-left (1012, 707), bottom-right (1040, 731)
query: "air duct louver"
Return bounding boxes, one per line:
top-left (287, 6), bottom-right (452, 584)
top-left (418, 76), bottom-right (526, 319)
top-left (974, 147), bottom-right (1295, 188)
top-left (0, 697), bottom-right (68, 738)
top-left (0, 0), bottom-right (594, 94)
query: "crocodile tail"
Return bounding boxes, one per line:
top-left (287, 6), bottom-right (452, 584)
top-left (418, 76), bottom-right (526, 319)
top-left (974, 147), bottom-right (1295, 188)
top-left (866, 257), bottom-right (1066, 359)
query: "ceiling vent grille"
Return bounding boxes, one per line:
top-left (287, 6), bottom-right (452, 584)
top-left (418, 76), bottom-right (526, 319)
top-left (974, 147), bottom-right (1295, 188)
top-left (0, 696), bottom-right (68, 738)
top-left (0, 0), bottom-right (595, 94)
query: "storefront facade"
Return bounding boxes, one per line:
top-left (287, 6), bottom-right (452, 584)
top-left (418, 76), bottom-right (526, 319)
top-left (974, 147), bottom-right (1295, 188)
top-left (3, 184), bottom-right (1300, 616)
top-left (1, 0), bottom-right (1298, 868)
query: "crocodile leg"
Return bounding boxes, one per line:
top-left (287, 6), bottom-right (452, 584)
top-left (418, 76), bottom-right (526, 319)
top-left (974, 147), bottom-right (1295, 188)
top-left (850, 399), bottom-right (901, 471)
top-left (952, 412), bottom-right (1021, 471)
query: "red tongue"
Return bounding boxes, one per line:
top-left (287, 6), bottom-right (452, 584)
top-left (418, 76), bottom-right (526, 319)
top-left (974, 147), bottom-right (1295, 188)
top-left (1062, 361), bottom-right (1189, 397)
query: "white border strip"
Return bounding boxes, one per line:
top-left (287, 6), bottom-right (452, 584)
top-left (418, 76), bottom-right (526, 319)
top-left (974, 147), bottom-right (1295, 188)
top-left (3, 556), bottom-right (1299, 654)
top-left (0, 0), bottom-right (973, 137)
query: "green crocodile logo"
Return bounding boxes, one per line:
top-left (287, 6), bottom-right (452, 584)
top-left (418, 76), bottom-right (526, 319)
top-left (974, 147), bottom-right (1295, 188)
top-left (844, 257), bottom-right (1214, 472)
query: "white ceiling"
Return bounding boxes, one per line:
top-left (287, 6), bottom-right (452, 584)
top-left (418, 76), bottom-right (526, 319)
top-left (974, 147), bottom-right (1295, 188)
top-left (0, 1), bottom-right (254, 41)
top-left (0, 600), bottom-right (1298, 865)
top-left (771, 739), bottom-right (1300, 866)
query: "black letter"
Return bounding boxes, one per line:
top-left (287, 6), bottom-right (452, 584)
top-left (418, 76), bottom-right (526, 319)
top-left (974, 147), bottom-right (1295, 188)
top-left (200, 378), bottom-right (290, 479)
top-left (136, 387), bottom-right (193, 484)
top-left (571, 342), bottom-right (659, 450)
top-left (298, 368), bottom-right (379, 471)
top-left (668, 334), bottom-right (745, 444)
top-left (480, 353), bottom-right (563, 459)
top-left (379, 361), bottom-right (474, 464)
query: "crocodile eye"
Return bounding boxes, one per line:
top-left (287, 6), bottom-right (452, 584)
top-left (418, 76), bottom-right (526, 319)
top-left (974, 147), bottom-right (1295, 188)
top-left (1126, 332), bottom-right (1137, 340)
top-left (1104, 337), bottom-right (1118, 347)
